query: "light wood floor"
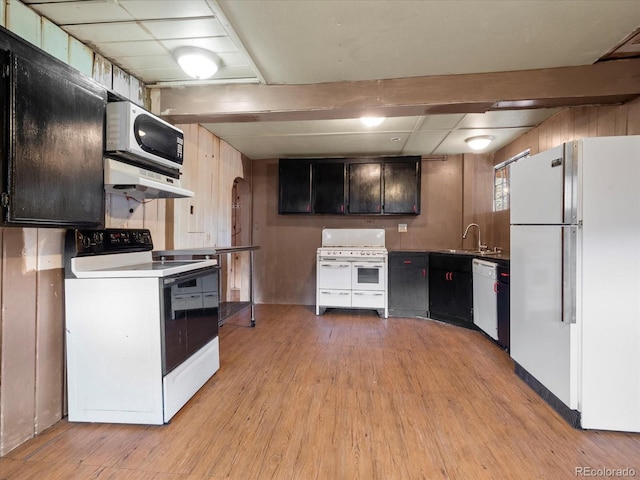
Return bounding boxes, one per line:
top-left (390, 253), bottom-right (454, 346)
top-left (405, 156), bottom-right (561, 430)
top-left (2, 305), bottom-right (640, 479)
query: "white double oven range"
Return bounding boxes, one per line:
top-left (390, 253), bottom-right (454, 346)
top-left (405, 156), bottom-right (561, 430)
top-left (316, 228), bottom-right (388, 318)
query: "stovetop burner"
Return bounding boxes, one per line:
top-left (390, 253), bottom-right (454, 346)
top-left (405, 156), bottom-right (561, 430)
top-left (64, 229), bottom-right (217, 279)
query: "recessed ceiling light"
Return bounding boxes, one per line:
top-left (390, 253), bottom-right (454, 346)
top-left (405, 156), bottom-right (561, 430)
top-left (174, 47), bottom-right (219, 79)
top-left (465, 135), bottom-right (495, 151)
top-left (360, 116), bottom-right (385, 127)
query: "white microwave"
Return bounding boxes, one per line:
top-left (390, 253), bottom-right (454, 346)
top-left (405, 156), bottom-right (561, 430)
top-left (105, 101), bottom-right (184, 174)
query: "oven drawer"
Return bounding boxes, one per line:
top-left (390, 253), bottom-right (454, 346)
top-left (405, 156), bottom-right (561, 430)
top-left (352, 290), bottom-right (386, 308)
top-left (317, 262), bottom-right (352, 289)
top-left (318, 289), bottom-right (351, 307)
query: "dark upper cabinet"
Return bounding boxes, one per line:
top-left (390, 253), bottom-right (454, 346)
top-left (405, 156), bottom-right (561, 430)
top-left (348, 162), bottom-right (381, 214)
top-left (313, 161), bottom-right (345, 214)
top-left (278, 156), bottom-right (421, 216)
top-left (278, 159), bottom-right (312, 213)
top-left (384, 159), bottom-right (420, 214)
top-left (0, 30), bottom-right (107, 228)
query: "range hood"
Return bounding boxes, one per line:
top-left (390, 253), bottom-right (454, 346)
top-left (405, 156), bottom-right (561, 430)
top-left (104, 158), bottom-right (193, 200)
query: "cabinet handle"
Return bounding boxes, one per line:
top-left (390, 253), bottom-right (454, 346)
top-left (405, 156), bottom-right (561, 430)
top-left (404, 260), bottom-right (412, 264)
top-left (422, 268), bottom-right (426, 277)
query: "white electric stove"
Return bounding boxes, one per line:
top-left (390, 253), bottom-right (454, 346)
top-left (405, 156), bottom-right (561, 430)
top-left (64, 228), bottom-right (220, 425)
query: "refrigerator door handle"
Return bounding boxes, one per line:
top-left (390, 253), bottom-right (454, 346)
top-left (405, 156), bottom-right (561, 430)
top-left (562, 225), bottom-right (578, 323)
top-left (563, 141), bottom-right (579, 225)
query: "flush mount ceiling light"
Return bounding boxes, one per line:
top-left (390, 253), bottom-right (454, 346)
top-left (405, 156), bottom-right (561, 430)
top-left (465, 135), bottom-right (495, 151)
top-left (174, 47), bottom-right (219, 79)
top-left (360, 116), bottom-right (385, 127)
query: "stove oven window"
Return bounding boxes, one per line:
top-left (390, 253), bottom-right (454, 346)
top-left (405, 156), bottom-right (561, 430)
top-left (162, 268), bottom-right (219, 375)
top-left (357, 267), bottom-right (380, 284)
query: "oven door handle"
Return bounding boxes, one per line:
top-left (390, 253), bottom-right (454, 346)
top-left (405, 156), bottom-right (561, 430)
top-left (353, 264), bottom-right (383, 269)
top-left (163, 265), bottom-right (220, 285)
top-left (320, 263), bottom-right (350, 268)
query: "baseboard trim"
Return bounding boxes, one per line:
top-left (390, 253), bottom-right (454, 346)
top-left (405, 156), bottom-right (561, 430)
top-left (514, 362), bottom-right (581, 429)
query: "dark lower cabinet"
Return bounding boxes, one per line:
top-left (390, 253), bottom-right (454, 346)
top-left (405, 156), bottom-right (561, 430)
top-left (428, 253), bottom-right (473, 326)
top-left (388, 252), bottom-right (428, 318)
top-left (496, 263), bottom-right (510, 351)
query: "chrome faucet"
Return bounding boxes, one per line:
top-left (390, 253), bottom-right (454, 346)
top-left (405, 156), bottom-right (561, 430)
top-left (463, 223), bottom-right (487, 251)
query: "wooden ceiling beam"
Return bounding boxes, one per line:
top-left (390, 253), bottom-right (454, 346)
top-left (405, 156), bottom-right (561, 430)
top-left (152, 58), bottom-right (640, 124)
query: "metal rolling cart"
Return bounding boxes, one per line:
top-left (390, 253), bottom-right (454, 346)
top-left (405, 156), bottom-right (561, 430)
top-left (154, 246), bottom-right (260, 327)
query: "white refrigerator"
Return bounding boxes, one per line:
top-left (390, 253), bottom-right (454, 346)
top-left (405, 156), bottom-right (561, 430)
top-left (510, 135), bottom-right (640, 432)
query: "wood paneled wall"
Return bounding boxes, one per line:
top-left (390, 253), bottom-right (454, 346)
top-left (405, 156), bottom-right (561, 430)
top-left (489, 98), bottom-right (640, 250)
top-left (251, 156), bottom-right (467, 305)
top-left (0, 0), bottom-right (153, 456)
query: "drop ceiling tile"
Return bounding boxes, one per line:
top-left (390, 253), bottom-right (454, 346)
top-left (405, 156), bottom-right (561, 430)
top-left (403, 131), bottom-right (450, 155)
top-left (141, 18), bottom-right (226, 40)
top-left (204, 117), bottom-right (416, 137)
top-left (217, 51), bottom-right (253, 68)
top-left (119, 0), bottom-right (215, 19)
top-left (25, 2), bottom-right (131, 24)
top-left (434, 127), bottom-right (531, 155)
top-left (95, 41), bottom-right (170, 58)
top-left (118, 55), bottom-right (179, 70)
top-left (160, 37), bottom-right (238, 54)
top-left (417, 114), bottom-right (466, 131)
top-left (64, 22), bottom-right (153, 43)
top-left (220, 133), bottom-right (408, 160)
top-left (458, 109), bottom-right (560, 129)
top-left (24, 0), bottom-right (215, 23)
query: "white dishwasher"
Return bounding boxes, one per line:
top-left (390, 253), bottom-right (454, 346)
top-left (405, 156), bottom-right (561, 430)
top-left (472, 259), bottom-right (498, 340)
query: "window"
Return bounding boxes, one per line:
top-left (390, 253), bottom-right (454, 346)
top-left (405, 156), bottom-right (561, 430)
top-left (493, 150), bottom-right (529, 212)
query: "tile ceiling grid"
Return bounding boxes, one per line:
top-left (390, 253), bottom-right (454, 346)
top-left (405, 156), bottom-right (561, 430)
top-left (19, 0), bottom-right (640, 158)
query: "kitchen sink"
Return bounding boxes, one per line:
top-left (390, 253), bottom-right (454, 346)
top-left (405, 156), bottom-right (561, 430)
top-left (435, 249), bottom-right (502, 256)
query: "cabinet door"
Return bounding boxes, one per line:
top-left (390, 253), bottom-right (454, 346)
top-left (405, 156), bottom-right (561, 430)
top-left (388, 253), bottom-right (428, 317)
top-left (384, 159), bottom-right (420, 214)
top-left (278, 159), bottom-right (312, 213)
top-left (2, 51), bottom-right (106, 227)
top-left (429, 269), bottom-right (473, 324)
top-left (429, 254), bottom-right (473, 325)
top-left (313, 161), bottom-right (345, 213)
top-left (348, 162), bottom-right (381, 213)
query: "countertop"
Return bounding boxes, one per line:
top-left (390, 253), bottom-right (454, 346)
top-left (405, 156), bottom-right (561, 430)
top-left (153, 245), bottom-right (260, 259)
top-left (389, 249), bottom-right (510, 262)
